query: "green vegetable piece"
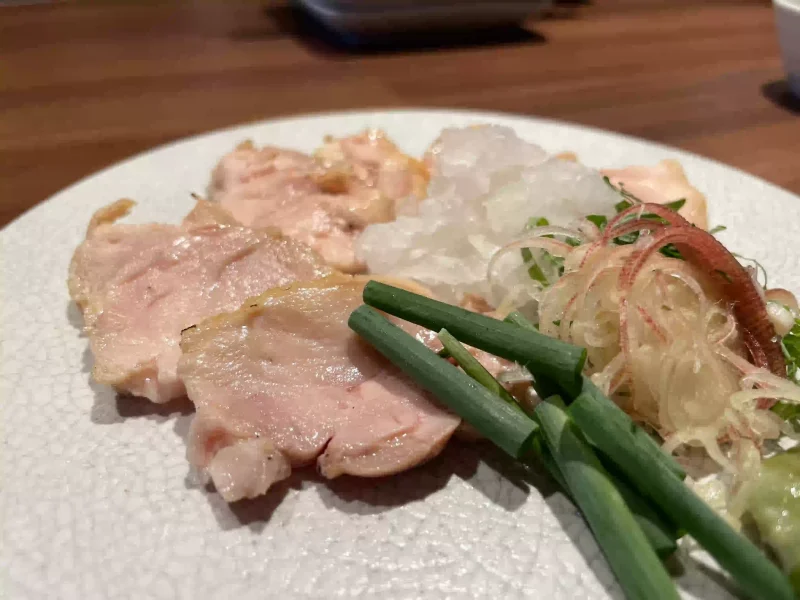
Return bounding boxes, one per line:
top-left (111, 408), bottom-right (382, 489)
top-left (605, 173), bottom-right (686, 216)
top-left (523, 254), bottom-right (550, 285)
top-left (578, 378), bottom-right (686, 480)
top-left (570, 391), bottom-right (795, 600)
top-left (772, 402), bottom-right (800, 430)
top-left (604, 190), bottom-right (686, 258)
top-left (348, 305), bottom-right (538, 459)
top-left (531, 432), bottom-right (680, 559)
top-left (437, 329), bottom-right (523, 413)
top-left (598, 456), bottom-right (681, 559)
top-left (521, 216), bottom-right (565, 285)
top-left (586, 214), bottom-right (608, 230)
top-left (504, 311), bottom-right (537, 330)
top-left (536, 397), bottom-right (680, 600)
top-left (526, 216), bottom-right (550, 228)
top-left (529, 434), bottom-right (570, 491)
top-left (773, 317), bottom-right (800, 428)
top-left (362, 281), bottom-right (587, 397)
top-left (780, 317), bottom-right (800, 383)
top-left (663, 198), bottom-right (686, 212)
top-left (615, 198), bottom-right (633, 213)
top-left (502, 311), bottom-right (685, 480)
top-left (744, 448), bottom-right (800, 594)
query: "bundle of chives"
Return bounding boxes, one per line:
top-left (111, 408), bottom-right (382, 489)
top-left (528, 423), bottom-right (679, 559)
top-left (536, 397), bottom-right (679, 600)
top-left (350, 296), bottom-right (794, 599)
top-left (529, 435), bottom-right (569, 491)
top-left (577, 378), bottom-right (686, 481)
top-left (348, 305), bottom-right (537, 459)
top-left (362, 281), bottom-right (586, 397)
top-left (570, 391), bottom-right (795, 600)
top-left (375, 314), bottom-right (678, 559)
top-left (597, 457), bottom-right (680, 558)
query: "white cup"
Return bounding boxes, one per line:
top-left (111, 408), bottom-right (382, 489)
top-left (775, 0), bottom-right (800, 97)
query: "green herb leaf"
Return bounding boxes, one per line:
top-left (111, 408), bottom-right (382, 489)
top-left (772, 402), bottom-right (800, 426)
top-left (663, 198), bottom-right (686, 212)
top-left (604, 176), bottom-right (649, 209)
top-left (527, 216), bottom-right (550, 229)
top-left (604, 173), bottom-right (685, 216)
top-left (521, 216), bottom-right (572, 284)
top-left (709, 225), bottom-right (727, 235)
top-left (610, 229), bottom-right (683, 260)
top-left (604, 192), bottom-right (686, 259)
top-left (523, 254), bottom-right (550, 285)
top-left (772, 318), bottom-right (800, 428)
top-left (586, 214), bottom-right (608, 230)
top-left (780, 318), bottom-right (800, 382)
top-left (659, 244), bottom-right (683, 260)
top-left (615, 199), bottom-right (633, 213)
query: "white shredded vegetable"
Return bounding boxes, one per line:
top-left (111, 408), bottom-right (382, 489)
top-left (356, 125), bottom-right (618, 307)
top-left (523, 221), bottom-right (800, 480)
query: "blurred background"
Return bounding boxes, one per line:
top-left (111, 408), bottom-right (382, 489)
top-left (2, 0), bottom-right (799, 228)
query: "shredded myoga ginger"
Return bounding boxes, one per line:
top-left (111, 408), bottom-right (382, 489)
top-left (490, 203), bottom-right (800, 478)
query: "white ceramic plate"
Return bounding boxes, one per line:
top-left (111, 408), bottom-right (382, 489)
top-left (3, 110), bottom-right (799, 600)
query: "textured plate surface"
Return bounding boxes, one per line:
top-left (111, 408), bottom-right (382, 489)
top-left (3, 110), bottom-right (799, 600)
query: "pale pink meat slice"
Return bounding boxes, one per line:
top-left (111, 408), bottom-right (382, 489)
top-left (208, 143), bottom-right (372, 273)
top-left (181, 197), bottom-right (242, 228)
top-left (178, 275), bottom-right (460, 502)
top-left (68, 199), bottom-right (176, 311)
top-left (68, 200), bottom-right (333, 403)
top-left (314, 128), bottom-right (429, 203)
top-left (208, 132), bottom-right (428, 273)
top-left (602, 160), bottom-right (709, 230)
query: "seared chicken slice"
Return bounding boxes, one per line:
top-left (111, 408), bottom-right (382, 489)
top-left (602, 160), bottom-right (709, 229)
top-left (178, 275), bottom-right (460, 502)
top-left (208, 131), bottom-right (428, 273)
top-left (314, 128), bottom-right (429, 204)
top-left (68, 200), bottom-right (333, 403)
top-left (68, 199), bottom-right (176, 311)
top-left (181, 197), bottom-right (242, 228)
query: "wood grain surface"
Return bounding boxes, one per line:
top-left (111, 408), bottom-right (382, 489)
top-left (2, 0), bottom-right (798, 227)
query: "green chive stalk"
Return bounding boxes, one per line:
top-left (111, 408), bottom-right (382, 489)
top-left (536, 397), bottom-right (680, 600)
top-left (437, 328), bottom-right (522, 412)
top-left (570, 391), bottom-right (795, 600)
top-left (348, 305), bottom-right (538, 458)
top-left (503, 311), bottom-right (685, 481)
top-left (362, 281), bottom-right (586, 397)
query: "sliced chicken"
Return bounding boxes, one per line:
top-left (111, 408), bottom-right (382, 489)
top-left (602, 160), bottom-right (709, 229)
top-left (68, 200), bottom-right (333, 403)
top-left (181, 197), bottom-right (242, 228)
top-left (208, 131), bottom-right (428, 273)
top-left (178, 275), bottom-right (460, 502)
top-left (314, 129), bottom-right (429, 204)
top-left (69, 200), bottom-right (178, 312)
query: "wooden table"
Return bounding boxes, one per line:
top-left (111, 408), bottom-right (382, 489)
top-left (2, 0), bottom-right (798, 227)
